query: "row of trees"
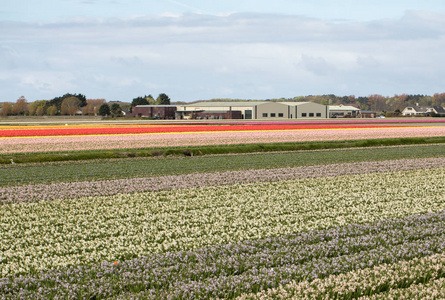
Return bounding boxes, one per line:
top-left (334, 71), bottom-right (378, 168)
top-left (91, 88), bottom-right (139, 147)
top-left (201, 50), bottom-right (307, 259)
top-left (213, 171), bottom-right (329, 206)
top-left (0, 96), bottom-right (30, 117)
top-left (0, 93), bottom-right (172, 117)
top-left (129, 93), bottom-right (171, 112)
top-left (280, 93), bottom-right (445, 113)
top-left (0, 94), bottom-right (89, 117)
top-left (2, 92), bottom-right (444, 117)
top-left (208, 93), bottom-right (445, 113)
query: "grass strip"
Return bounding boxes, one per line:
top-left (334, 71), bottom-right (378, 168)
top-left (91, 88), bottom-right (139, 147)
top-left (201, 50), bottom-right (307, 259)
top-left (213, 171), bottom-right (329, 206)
top-left (1, 136), bottom-right (445, 165)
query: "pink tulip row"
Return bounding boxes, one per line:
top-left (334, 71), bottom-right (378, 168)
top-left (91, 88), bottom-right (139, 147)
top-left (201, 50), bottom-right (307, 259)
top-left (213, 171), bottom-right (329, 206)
top-left (1, 126), bottom-right (444, 154)
top-left (222, 119), bottom-right (445, 125)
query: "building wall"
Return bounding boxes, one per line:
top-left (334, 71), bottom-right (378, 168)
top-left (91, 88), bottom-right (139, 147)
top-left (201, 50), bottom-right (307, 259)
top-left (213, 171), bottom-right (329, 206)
top-left (256, 102), bottom-right (289, 119)
top-left (130, 106), bottom-right (176, 119)
top-left (195, 110), bottom-right (242, 119)
top-left (179, 104), bottom-right (258, 119)
top-left (359, 112), bottom-right (376, 118)
top-left (295, 102), bottom-right (327, 118)
top-left (282, 102), bottom-right (328, 119)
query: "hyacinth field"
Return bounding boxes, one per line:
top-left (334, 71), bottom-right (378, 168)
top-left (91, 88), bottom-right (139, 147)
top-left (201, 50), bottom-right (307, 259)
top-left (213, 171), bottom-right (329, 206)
top-left (1, 119), bottom-right (445, 299)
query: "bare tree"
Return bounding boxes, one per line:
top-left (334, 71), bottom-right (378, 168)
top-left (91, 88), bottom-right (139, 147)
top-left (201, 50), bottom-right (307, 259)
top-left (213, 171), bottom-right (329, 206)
top-left (61, 97), bottom-right (81, 116)
top-left (12, 96), bottom-right (29, 115)
top-left (82, 99), bottom-right (105, 116)
top-left (0, 102), bottom-right (12, 117)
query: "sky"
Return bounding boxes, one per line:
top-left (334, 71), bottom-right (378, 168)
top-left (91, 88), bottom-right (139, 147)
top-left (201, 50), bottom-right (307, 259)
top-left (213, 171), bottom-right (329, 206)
top-left (1, 1), bottom-right (445, 102)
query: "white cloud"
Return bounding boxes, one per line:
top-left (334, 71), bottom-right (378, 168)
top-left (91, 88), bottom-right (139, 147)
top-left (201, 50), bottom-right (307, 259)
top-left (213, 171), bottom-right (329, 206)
top-left (1, 10), bottom-right (445, 101)
top-left (299, 55), bottom-right (337, 76)
top-left (165, 0), bottom-right (208, 14)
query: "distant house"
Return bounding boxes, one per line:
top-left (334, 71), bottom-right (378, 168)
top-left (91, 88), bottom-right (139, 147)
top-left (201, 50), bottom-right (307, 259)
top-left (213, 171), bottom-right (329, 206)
top-left (401, 105), bottom-right (445, 116)
top-left (427, 106), bottom-right (445, 116)
top-left (401, 106), bottom-right (428, 116)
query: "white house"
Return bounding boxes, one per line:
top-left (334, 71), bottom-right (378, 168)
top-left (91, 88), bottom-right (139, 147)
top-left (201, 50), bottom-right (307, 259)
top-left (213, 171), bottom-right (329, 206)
top-left (401, 105), bottom-right (445, 116)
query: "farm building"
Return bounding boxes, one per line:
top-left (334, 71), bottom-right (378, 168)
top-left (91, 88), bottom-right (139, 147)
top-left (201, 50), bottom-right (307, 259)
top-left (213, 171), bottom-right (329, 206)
top-left (328, 104), bottom-right (360, 118)
top-left (128, 105), bottom-right (177, 119)
top-left (191, 110), bottom-right (243, 120)
top-left (176, 101), bottom-right (328, 120)
top-left (177, 101), bottom-right (265, 120)
top-left (281, 102), bottom-right (329, 119)
top-left (358, 110), bottom-right (377, 118)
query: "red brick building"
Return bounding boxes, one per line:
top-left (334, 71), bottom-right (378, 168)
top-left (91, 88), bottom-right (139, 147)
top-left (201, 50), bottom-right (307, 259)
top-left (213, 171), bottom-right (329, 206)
top-left (128, 105), bottom-right (177, 119)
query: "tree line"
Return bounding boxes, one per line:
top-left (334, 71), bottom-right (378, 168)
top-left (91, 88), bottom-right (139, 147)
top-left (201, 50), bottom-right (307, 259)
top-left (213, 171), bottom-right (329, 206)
top-left (209, 93), bottom-right (445, 114)
top-left (0, 93), bottom-right (172, 117)
top-left (278, 93), bottom-right (445, 114)
top-left (1, 92), bottom-right (444, 117)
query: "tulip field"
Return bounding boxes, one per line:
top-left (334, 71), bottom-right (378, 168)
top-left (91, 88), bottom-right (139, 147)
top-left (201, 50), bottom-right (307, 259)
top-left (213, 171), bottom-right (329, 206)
top-left (1, 119), bottom-right (445, 299)
top-left (1, 121), bottom-right (445, 154)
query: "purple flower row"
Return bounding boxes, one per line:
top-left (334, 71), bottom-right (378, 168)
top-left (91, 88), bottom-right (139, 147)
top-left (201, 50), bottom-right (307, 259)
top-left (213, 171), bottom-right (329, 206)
top-left (2, 157), bottom-right (444, 204)
top-left (2, 210), bottom-right (445, 299)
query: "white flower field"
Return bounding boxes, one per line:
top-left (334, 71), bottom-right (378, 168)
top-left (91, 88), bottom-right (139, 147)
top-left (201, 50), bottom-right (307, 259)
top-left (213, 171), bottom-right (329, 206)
top-left (1, 121), bottom-right (445, 299)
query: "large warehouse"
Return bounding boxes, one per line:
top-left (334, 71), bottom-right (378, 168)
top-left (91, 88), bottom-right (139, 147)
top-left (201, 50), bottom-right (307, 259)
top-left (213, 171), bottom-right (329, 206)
top-left (176, 101), bottom-right (329, 120)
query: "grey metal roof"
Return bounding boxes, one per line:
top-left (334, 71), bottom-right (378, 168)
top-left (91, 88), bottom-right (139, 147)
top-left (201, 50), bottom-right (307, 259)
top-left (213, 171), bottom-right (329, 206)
top-left (135, 105), bottom-right (177, 107)
top-left (329, 105), bottom-right (360, 111)
top-left (407, 106), bottom-right (428, 113)
top-left (186, 101), bottom-right (269, 107)
top-left (280, 102), bottom-right (314, 106)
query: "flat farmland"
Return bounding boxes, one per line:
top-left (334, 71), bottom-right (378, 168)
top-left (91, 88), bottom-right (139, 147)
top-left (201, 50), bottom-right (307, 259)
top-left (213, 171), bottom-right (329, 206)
top-left (1, 119), bottom-right (445, 155)
top-left (1, 119), bottom-right (445, 299)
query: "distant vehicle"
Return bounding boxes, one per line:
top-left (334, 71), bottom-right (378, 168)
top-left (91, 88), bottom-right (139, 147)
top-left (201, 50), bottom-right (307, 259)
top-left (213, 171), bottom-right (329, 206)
top-left (377, 115), bottom-right (386, 118)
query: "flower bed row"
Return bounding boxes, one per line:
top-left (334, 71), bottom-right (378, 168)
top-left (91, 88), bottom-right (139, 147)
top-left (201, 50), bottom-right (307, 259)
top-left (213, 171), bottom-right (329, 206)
top-left (3, 144), bottom-right (443, 186)
top-left (0, 124), bottom-right (402, 138)
top-left (238, 251), bottom-right (445, 300)
top-left (2, 209), bottom-right (445, 299)
top-left (1, 157), bottom-right (444, 204)
top-left (1, 126), bottom-right (444, 154)
top-left (1, 118), bottom-right (444, 132)
top-left (1, 168), bottom-right (444, 278)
